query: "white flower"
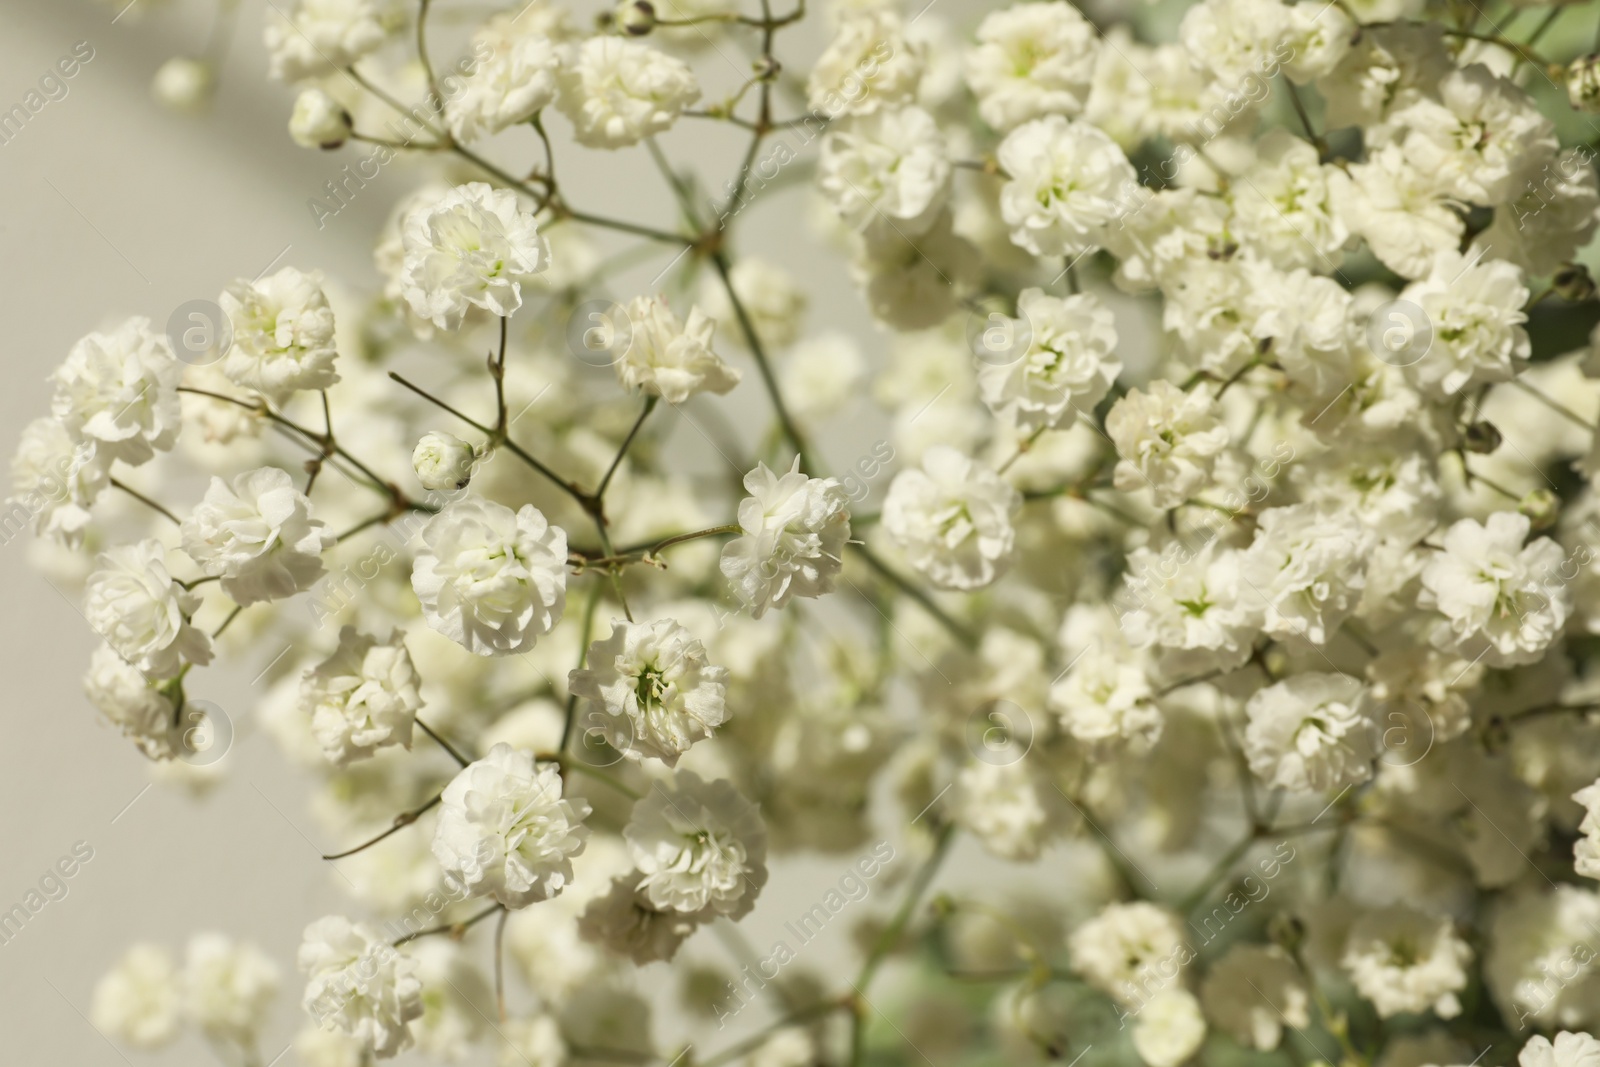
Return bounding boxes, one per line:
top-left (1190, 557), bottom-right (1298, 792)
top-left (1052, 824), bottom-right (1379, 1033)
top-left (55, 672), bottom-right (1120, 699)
top-left (1398, 255), bottom-right (1530, 398)
top-left (399, 183), bottom-right (549, 331)
top-left (85, 540), bottom-right (213, 679)
top-left (289, 89), bottom-right (351, 148)
top-left (577, 871), bottom-right (704, 964)
top-left (1179, 0), bottom-right (1291, 85)
top-left (1132, 988), bottom-right (1207, 1067)
top-left (624, 770), bottom-right (768, 919)
top-left (615, 297), bottom-right (740, 403)
top-left (807, 11), bottom-right (922, 118)
top-left (698, 257), bottom-right (807, 351)
top-left (1421, 512), bottom-right (1569, 668)
top-left (952, 758), bottom-right (1070, 862)
top-left (496, 1015), bottom-right (567, 1067)
top-left (51, 317), bottom-right (182, 466)
top-left (1330, 142), bottom-right (1463, 280)
top-left (92, 943), bottom-right (183, 1050)
top-left (1200, 944), bottom-right (1309, 1051)
top-left (1069, 901), bottom-right (1190, 1007)
top-left (779, 333), bottom-right (865, 422)
top-left (181, 467), bottom-right (334, 605)
top-left (301, 627), bottom-right (422, 765)
top-left (569, 617), bottom-right (729, 767)
top-left (432, 743), bottom-right (591, 908)
top-left (1048, 642), bottom-right (1161, 753)
top-left (555, 38), bottom-right (699, 148)
top-left (1240, 504), bottom-right (1369, 645)
top-left (977, 288), bottom-right (1119, 434)
top-left (1244, 672), bottom-right (1378, 792)
top-left (84, 643), bottom-right (181, 760)
top-left (1575, 780), bottom-right (1600, 879)
top-left (265, 0), bottom-right (402, 82)
top-left (1232, 130), bottom-right (1349, 271)
top-left (1282, 1), bottom-right (1353, 82)
top-left (446, 19), bottom-right (562, 142)
top-left (1476, 150), bottom-right (1600, 278)
top-left (7, 417), bottom-right (107, 546)
top-left (1106, 381), bottom-right (1229, 509)
top-left (151, 57), bottom-right (214, 113)
top-left (219, 267), bottom-right (339, 403)
top-left (1319, 23), bottom-right (1452, 130)
top-left (1571, 56), bottom-right (1600, 113)
top-left (1521, 1032), bottom-right (1600, 1067)
top-left (1391, 64), bottom-right (1557, 207)
top-left (411, 431), bottom-right (476, 492)
top-left (883, 445), bottom-right (1020, 591)
top-left (819, 106), bottom-right (951, 238)
top-left (720, 460), bottom-right (852, 617)
top-left (1342, 905), bottom-right (1472, 1019)
top-left (998, 115), bottom-right (1140, 257)
top-left (182, 933), bottom-right (281, 1045)
top-left (411, 498), bottom-right (568, 657)
top-left (1118, 542), bottom-right (1261, 679)
top-left (298, 916), bottom-right (422, 1059)
top-left (964, 1), bottom-right (1100, 131)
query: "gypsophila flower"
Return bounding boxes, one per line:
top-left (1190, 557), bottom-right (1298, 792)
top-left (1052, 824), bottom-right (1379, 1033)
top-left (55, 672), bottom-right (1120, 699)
top-left (289, 89), bottom-right (351, 148)
top-left (1575, 780), bottom-right (1600, 879)
top-left (1069, 901), bottom-right (1191, 1007)
top-left (1117, 542), bottom-right (1261, 679)
top-left (411, 431), bottom-right (475, 492)
top-left (301, 627), bottom-right (422, 765)
top-left (952, 758), bottom-right (1071, 862)
top-left (977, 288), bottom-right (1120, 434)
top-left (1244, 672), bottom-right (1378, 792)
top-left (720, 460), bottom-right (852, 617)
top-left (181, 933), bottom-right (280, 1046)
top-left (93, 943), bottom-right (183, 1050)
top-left (1398, 254), bottom-right (1530, 398)
top-left (1200, 944), bottom-right (1309, 1051)
top-left (998, 115), bottom-right (1140, 257)
top-left (883, 445), bottom-right (1020, 591)
top-left (819, 106), bottom-right (951, 239)
top-left (85, 539), bottom-right (212, 679)
top-left (446, 17), bottom-right (562, 143)
top-left (1132, 989), bottom-right (1208, 1067)
top-left (181, 466), bottom-right (334, 605)
top-left (265, 0), bottom-right (403, 82)
top-left (432, 743), bottom-right (590, 908)
top-left (8, 416), bottom-right (107, 546)
top-left (569, 617), bottom-right (729, 766)
top-left (219, 267), bottom-right (340, 402)
top-left (555, 38), bottom-right (699, 148)
top-left (84, 642), bottom-right (180, 760)
top-left (1421, 511), bottom-right (1570, 668)
top-left (298, 916), bottom-right (422, 1059)
top-left (51, 317), bottom-right (182, 466)
top-left (1342, 905), bottom-right (1472, 1019)
top-left (1240, 504), bottom-right (1369, 645)
top-left (623, 770), bottom-right (768, 919)
top-left (614, 296), bottom-right (740, 403)
top-left (1106, 380), bottom-right (1229, 508)
top-left (964, 1), bottom-right (1100, 131)
top-left (399, 183), bottom-right (549, 331)
top-left (807, 11), bottom-right (922, 118)
top-left (410, 498), bottom-right (567, 657)
top-left (1048, 642), bottom-right (1161, 754)
top-left (1521, 1032), bottom-right (1600, 1067)
top-left (577, 872), bottom-right (704, 964)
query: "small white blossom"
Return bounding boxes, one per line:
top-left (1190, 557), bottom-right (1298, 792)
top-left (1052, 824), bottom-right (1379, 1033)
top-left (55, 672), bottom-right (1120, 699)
top-left (1240, 504), bottom-right (1369, 645)
top-left (265, 0), bottom-right (402, 82)
top-left (1106, 381), bottom-right (1229, 508)
top-left (301, 627), bottom-right (422, 765)
top-left (1520, 1032), bottom-right (1600, 1067)
top-left (555, 38), bottom-right (699, 148)
top-left (85, 539), bottom-right (213, 679)
top-left (577, 871), bottom-right (704, 964)
top-left (1132, 988), bottom-right (1208, 1067)
top-left (446, 17), bottom-right (562, 142)
top-left (219, 267), bottom-right (340, 403)
top-left (7, 417), bottom-right (107, 546)
top-left (720, 460), bottom-right (852, 617)
top-left (1200, 944), bottom-right (1309, 1051)
top-left (1048, 642), bottom-right (1161, 754)
top-left (882, 445), bottom-right (1021, 591)
top-left (819, 106), bottom-right (951, 239)
top-left (411, 498), bottom-right (568, 657)
top-left (1575, 780), bottom-right (1600, 880)
top-left (181, 467), bottom-right (335, 605)
top-left (92, 943), bottom-right (183, 1050)
top-left (1396, 254), bottom-right (1530, 398)
top-left (569, 617), bottom-right (730, 767)
top-left (51, 317), bottom-right (182, 466)
top-left (298, 916), bottom-right (422, 1059)
top-left (84, 643), bottom-right (180, 760)
top-left (998, 115), bottom-right (1140, 257)
top-left (1244, 672), bottom-right (1378, 793)
top-left (182, 933), bottom-right (281, 1046)
top-left (289, 89), bottom-right (351, 148)
top-left (615, 296), bottom-right (741, 404)
top-left (977, 288), bottom-right (1120, 434)
top-left (807, 11), bottom-right (922, 118)
top-left (964, 1), bottom-right (1100, 131)
top-left (399, 183), bottom-right (549, 331)
top-left (1342, 905), bottom-right (1472, 1019)
top-left (411, 431), bottom-right (475, 492)
top-left (1420, 512), bottom-right (1569, 668)
top-left (623, 771), bottom-right (768, 919)
top-left (432, 743), bottom-right (591, 908)
top-left (1069, 902), bottom-right (1190, 1007)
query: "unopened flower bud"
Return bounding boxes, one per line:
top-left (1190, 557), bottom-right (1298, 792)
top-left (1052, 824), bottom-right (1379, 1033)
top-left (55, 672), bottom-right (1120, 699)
top-left (412, 431), bottom-right (476, 491)
top-left (615, 0), bottom-right (656, 35)
top-left (1555, 263), bottom-right (1598, 303)
top-left (1521, 488), bottom-right (1561, 531)
top-left (151, 57), bottom-right (215, 114)
top-left (1464, 420), bottom-right (1502, 454)
top-left (1569, 54), bottom-right (1600, 113)
top-left (289, 89), bottom-right (352, 150)
top-left (1268, 912), bottom-right (1305, 953)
